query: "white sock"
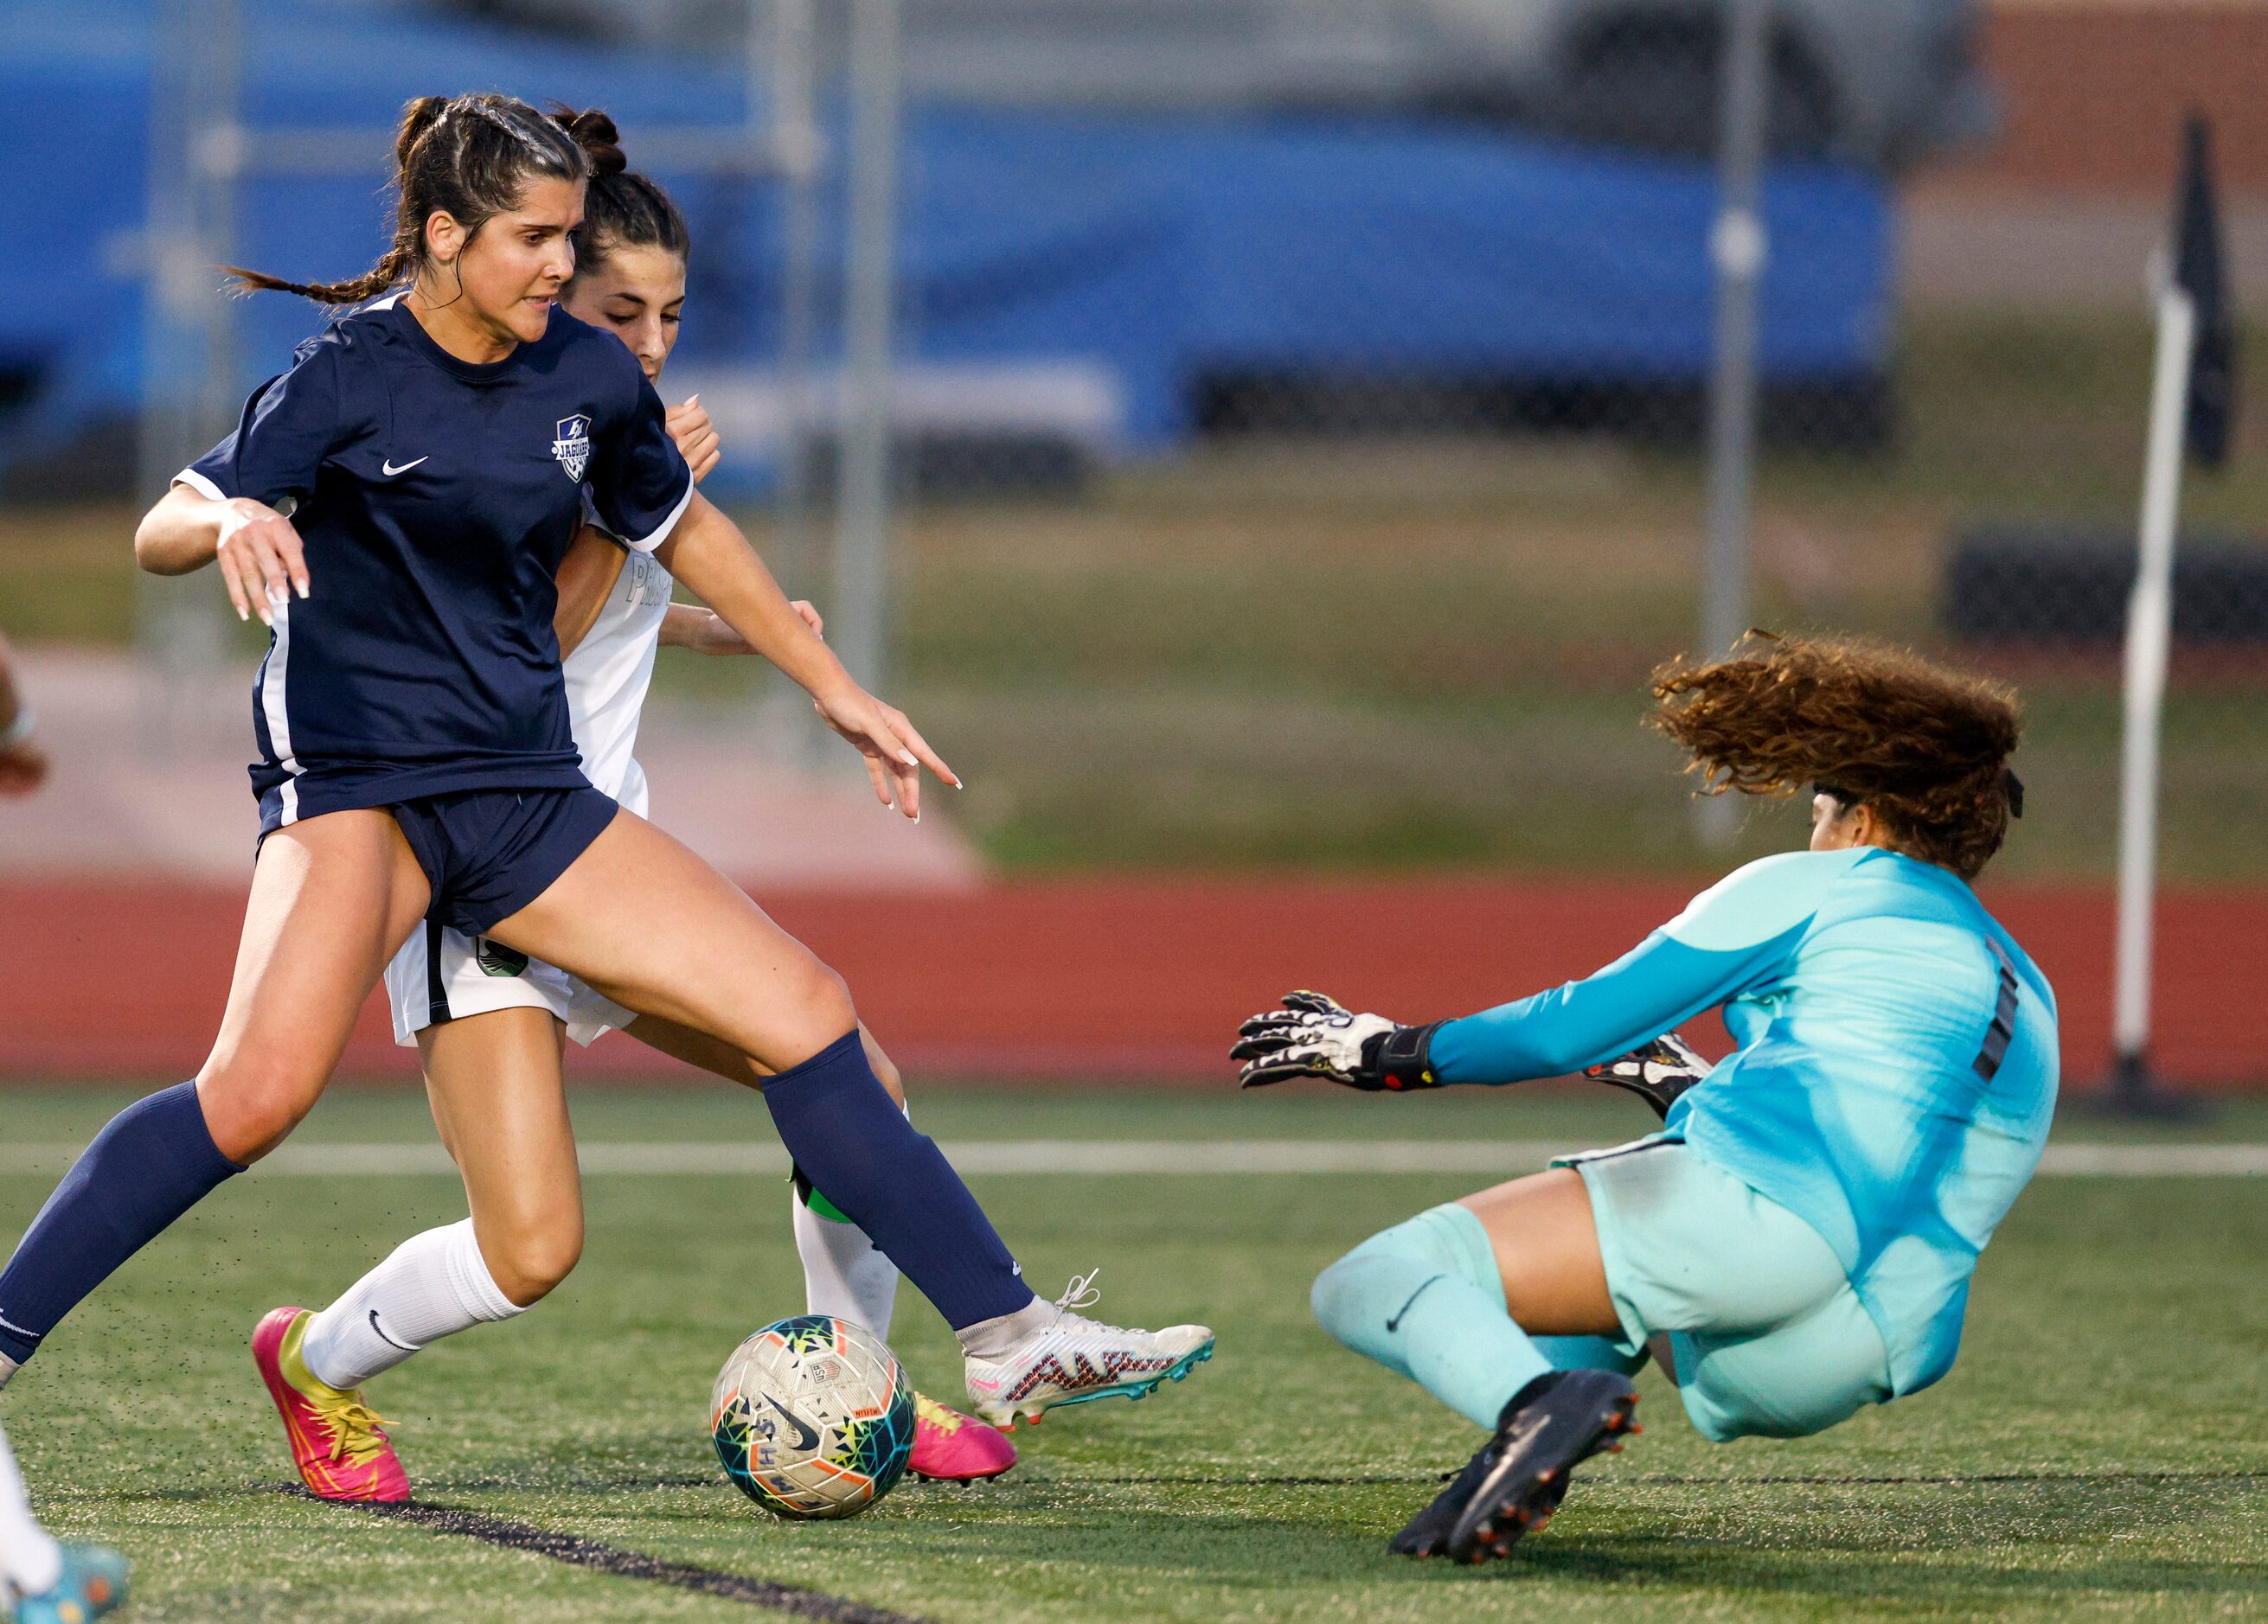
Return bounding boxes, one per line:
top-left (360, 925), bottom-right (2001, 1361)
top-left (0, 1417), bottom-right (62, 1600)
top-left (793, 1188), bottom-right (900, 1338)
top-left (300, 1219), bottom-right (526, 1391)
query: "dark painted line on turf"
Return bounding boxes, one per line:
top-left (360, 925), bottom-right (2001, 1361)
top-left (1079, 1468), bottom-right (2268, 1489)
top-left (278, 1487), bottom-right (931, 1623)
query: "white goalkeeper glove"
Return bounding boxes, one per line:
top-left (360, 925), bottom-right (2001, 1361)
top-left (1232, 991), bottom-right (1444, 1092)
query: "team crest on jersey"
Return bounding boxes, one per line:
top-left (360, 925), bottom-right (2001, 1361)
top-left (551, 414), bottom-right (593, 482)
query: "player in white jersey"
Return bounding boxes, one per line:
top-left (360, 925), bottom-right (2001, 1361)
top-left (0, 637), bottom-right (130, 1624)
top-left (319, 125), bottom-right (1021, 1490)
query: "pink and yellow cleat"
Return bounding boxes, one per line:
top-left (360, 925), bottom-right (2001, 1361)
top-left (907, 1392), bottom-right (1016, 1482)
top-left (252, 1307), bottom-right (411, 1503)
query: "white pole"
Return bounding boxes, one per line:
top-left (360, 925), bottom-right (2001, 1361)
top-left (2110, 279), bottom-right (2194, 1092)
top-left (1695, 0), bottom-right (1770, 847)
top-left (835, 0), bottom-right (902, 693)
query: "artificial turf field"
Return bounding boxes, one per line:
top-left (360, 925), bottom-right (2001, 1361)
top-left (3, 1084), bottom-right (2265, 1621)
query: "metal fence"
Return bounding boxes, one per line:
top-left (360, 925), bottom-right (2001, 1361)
top-left (71, 0), bottom-right (2268, 898)
top-left (828, 0), bottom-right (2268, 898)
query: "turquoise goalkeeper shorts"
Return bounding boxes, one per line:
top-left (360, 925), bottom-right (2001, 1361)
top-left (1557, 1135), bottom-right (1894, 1443)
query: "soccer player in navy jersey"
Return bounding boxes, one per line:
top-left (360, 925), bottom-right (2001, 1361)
top-left (1234, 636), bottom-right (2054, 1563)
top-left (248, 112), bottom-right (1010, 1497)
top-left (0, 94), bottom-right (1212, 1501)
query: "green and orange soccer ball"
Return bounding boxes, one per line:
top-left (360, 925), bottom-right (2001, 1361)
top-left (709, 1314), bottom-right (917, 1519)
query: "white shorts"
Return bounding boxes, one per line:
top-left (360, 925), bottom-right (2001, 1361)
top-left (383, 920), bottom-right (637, 1050)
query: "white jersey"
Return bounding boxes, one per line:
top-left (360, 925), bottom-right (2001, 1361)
top-left (382, 538), bottom-right (672, 1047)
top-left (564, 545), bottom-right (673, 815)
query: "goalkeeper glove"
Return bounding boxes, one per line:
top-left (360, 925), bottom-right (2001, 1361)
top-left (1232, 990), bottom-right (1444, 1091)
top-left (1580, 1032), bottom-right (1712, 1121)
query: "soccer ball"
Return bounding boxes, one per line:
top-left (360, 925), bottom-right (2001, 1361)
top-left (708, 1314), bottom-right (917, 1519)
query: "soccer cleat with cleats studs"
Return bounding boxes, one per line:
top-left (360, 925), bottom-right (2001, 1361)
top-left (1390, 1369), bottom-right (1639, 1563)
top-left (10, 1543), bottom-right (129, 1624)
top-left (964, 1270), bottom-right (1214, 1429)
top-left (252, 1307), bottom-right (410, 1504)
top-left (907, 1393), bottom-right (1017, 1482)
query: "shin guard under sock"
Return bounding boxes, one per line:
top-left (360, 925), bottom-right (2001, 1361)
top-left (1310, 1203), bottom-right (1551, 1429)
top-left (0, 1082), bottom-right (243, 1370)
top-left (762, 1032), bottom-right (1035, 1330)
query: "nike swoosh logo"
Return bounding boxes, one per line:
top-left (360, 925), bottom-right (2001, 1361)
top-left (368, 1309), bottom-right (416, 1352)
top-left (381, 457), bottom-right (428, 476)
top-left (1385, 1274), bottom-right (1449, 1333)
top-left (762, 1393), bottom-right (821, 1453)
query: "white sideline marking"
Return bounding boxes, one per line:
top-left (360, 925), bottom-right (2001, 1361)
top-left (2, 1141), bottom-right (2265, 1178)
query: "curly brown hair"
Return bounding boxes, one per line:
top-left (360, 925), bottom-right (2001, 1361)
top-left (1648, 633), bottom-right (2024, 879)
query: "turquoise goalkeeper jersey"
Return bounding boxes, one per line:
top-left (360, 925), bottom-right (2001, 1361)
top-left (1429, 847), bottom-right (2058, 1395)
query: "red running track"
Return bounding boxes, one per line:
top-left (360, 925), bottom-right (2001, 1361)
top-left (0, 878), bottom-right (2260, 1091)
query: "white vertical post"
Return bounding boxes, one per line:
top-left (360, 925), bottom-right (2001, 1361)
top-left (766, 0), bottom-right (821, 553)
top-left (835, 0), bottom-right (902, 693)
top-left (2109, 282), bottom-right (2194, 1100)
top-left (1695, 0), bottom-right (1770, 846)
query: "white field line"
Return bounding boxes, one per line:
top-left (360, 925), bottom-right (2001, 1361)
top-left (1, 1140), bottom-right (2265, 1178)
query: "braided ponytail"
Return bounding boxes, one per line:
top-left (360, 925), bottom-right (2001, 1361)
top-left (226, 93), bottom-right (589, 306)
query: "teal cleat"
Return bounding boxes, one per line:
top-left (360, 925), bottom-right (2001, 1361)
top-left (12, 1543), bottom-right (129, 1624)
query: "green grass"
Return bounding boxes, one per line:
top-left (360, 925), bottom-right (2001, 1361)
top-left (3, 1084), bottom-right (2265, 1621)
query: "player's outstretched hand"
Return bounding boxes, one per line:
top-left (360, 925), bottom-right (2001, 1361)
top-left (811, 682), bottom-right (961, 821)
top-left (1581, 1032), bottom-right (1713, 1121)
top-left (1233, 990), bottom-right (1444, 1092)
top-left (214, 497), bottom-right (310, 627)
top-left (666, 394), bottom-right (722, 484)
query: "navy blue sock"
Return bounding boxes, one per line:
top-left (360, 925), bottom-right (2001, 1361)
top-left (761, 1032), bottom-right (1035, 1331)
top-left (0, 1082), bottom-right (243, 1370)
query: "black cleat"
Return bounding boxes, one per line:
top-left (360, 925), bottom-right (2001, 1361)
top-left (1388, 1440), bottom-right (1503, 1558)
top-left (1581, 1033), bottom-right (1710, 1122)
top-left (1393, 1369), bottom-right (1639, 1565)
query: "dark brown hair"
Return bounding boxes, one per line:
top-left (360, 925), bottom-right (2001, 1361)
top-left (549, 107), bottom-right (690, 281)
top-left (1649, 632), bottom-right (2024, 879)
top-left (227, 93), bottom-right (590, 304)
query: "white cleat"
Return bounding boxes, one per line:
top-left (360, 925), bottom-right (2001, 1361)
top-left (964, 1270), bottom-right (1215, 1429)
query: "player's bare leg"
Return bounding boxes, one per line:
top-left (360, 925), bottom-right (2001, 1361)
top-left (198, 810), bottom-right (432, 1162)
top-left (496, 809), bottom-right (1214, 1427)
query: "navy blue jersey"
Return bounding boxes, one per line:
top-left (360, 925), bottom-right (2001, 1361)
top-left (181, 294), bottom-right (692, 828)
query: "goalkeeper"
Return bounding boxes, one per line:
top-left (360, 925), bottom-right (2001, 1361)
top-left (1233, 635), bottom-right (2055, 1565)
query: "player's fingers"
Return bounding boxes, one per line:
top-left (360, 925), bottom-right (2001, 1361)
top-left (862, 712), bottom-right (923, 783)
top-left (247, 530), bottom-right (292, 613)
top-left (879, 705), bottom-right (959, 789)
top-left (1280, 989), bottom-right (1339, 1014)
top-left (857, 747), bottom-right (895, 810)
top-left (215, 548), bottom-right (254, 623)
top-left (791, 600), bottom-right (825, 636)
top-left (271, 523), bottom-right (311, 599)
top-left (689, 443), bottom-right (721, 484)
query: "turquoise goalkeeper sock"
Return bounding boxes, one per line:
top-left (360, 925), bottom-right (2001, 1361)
top-left (1310, 1203), bottom-right (1550, 1429)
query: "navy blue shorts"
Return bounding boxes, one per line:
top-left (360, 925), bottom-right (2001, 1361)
top-left (389, 786), bottom-right (620, 936)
